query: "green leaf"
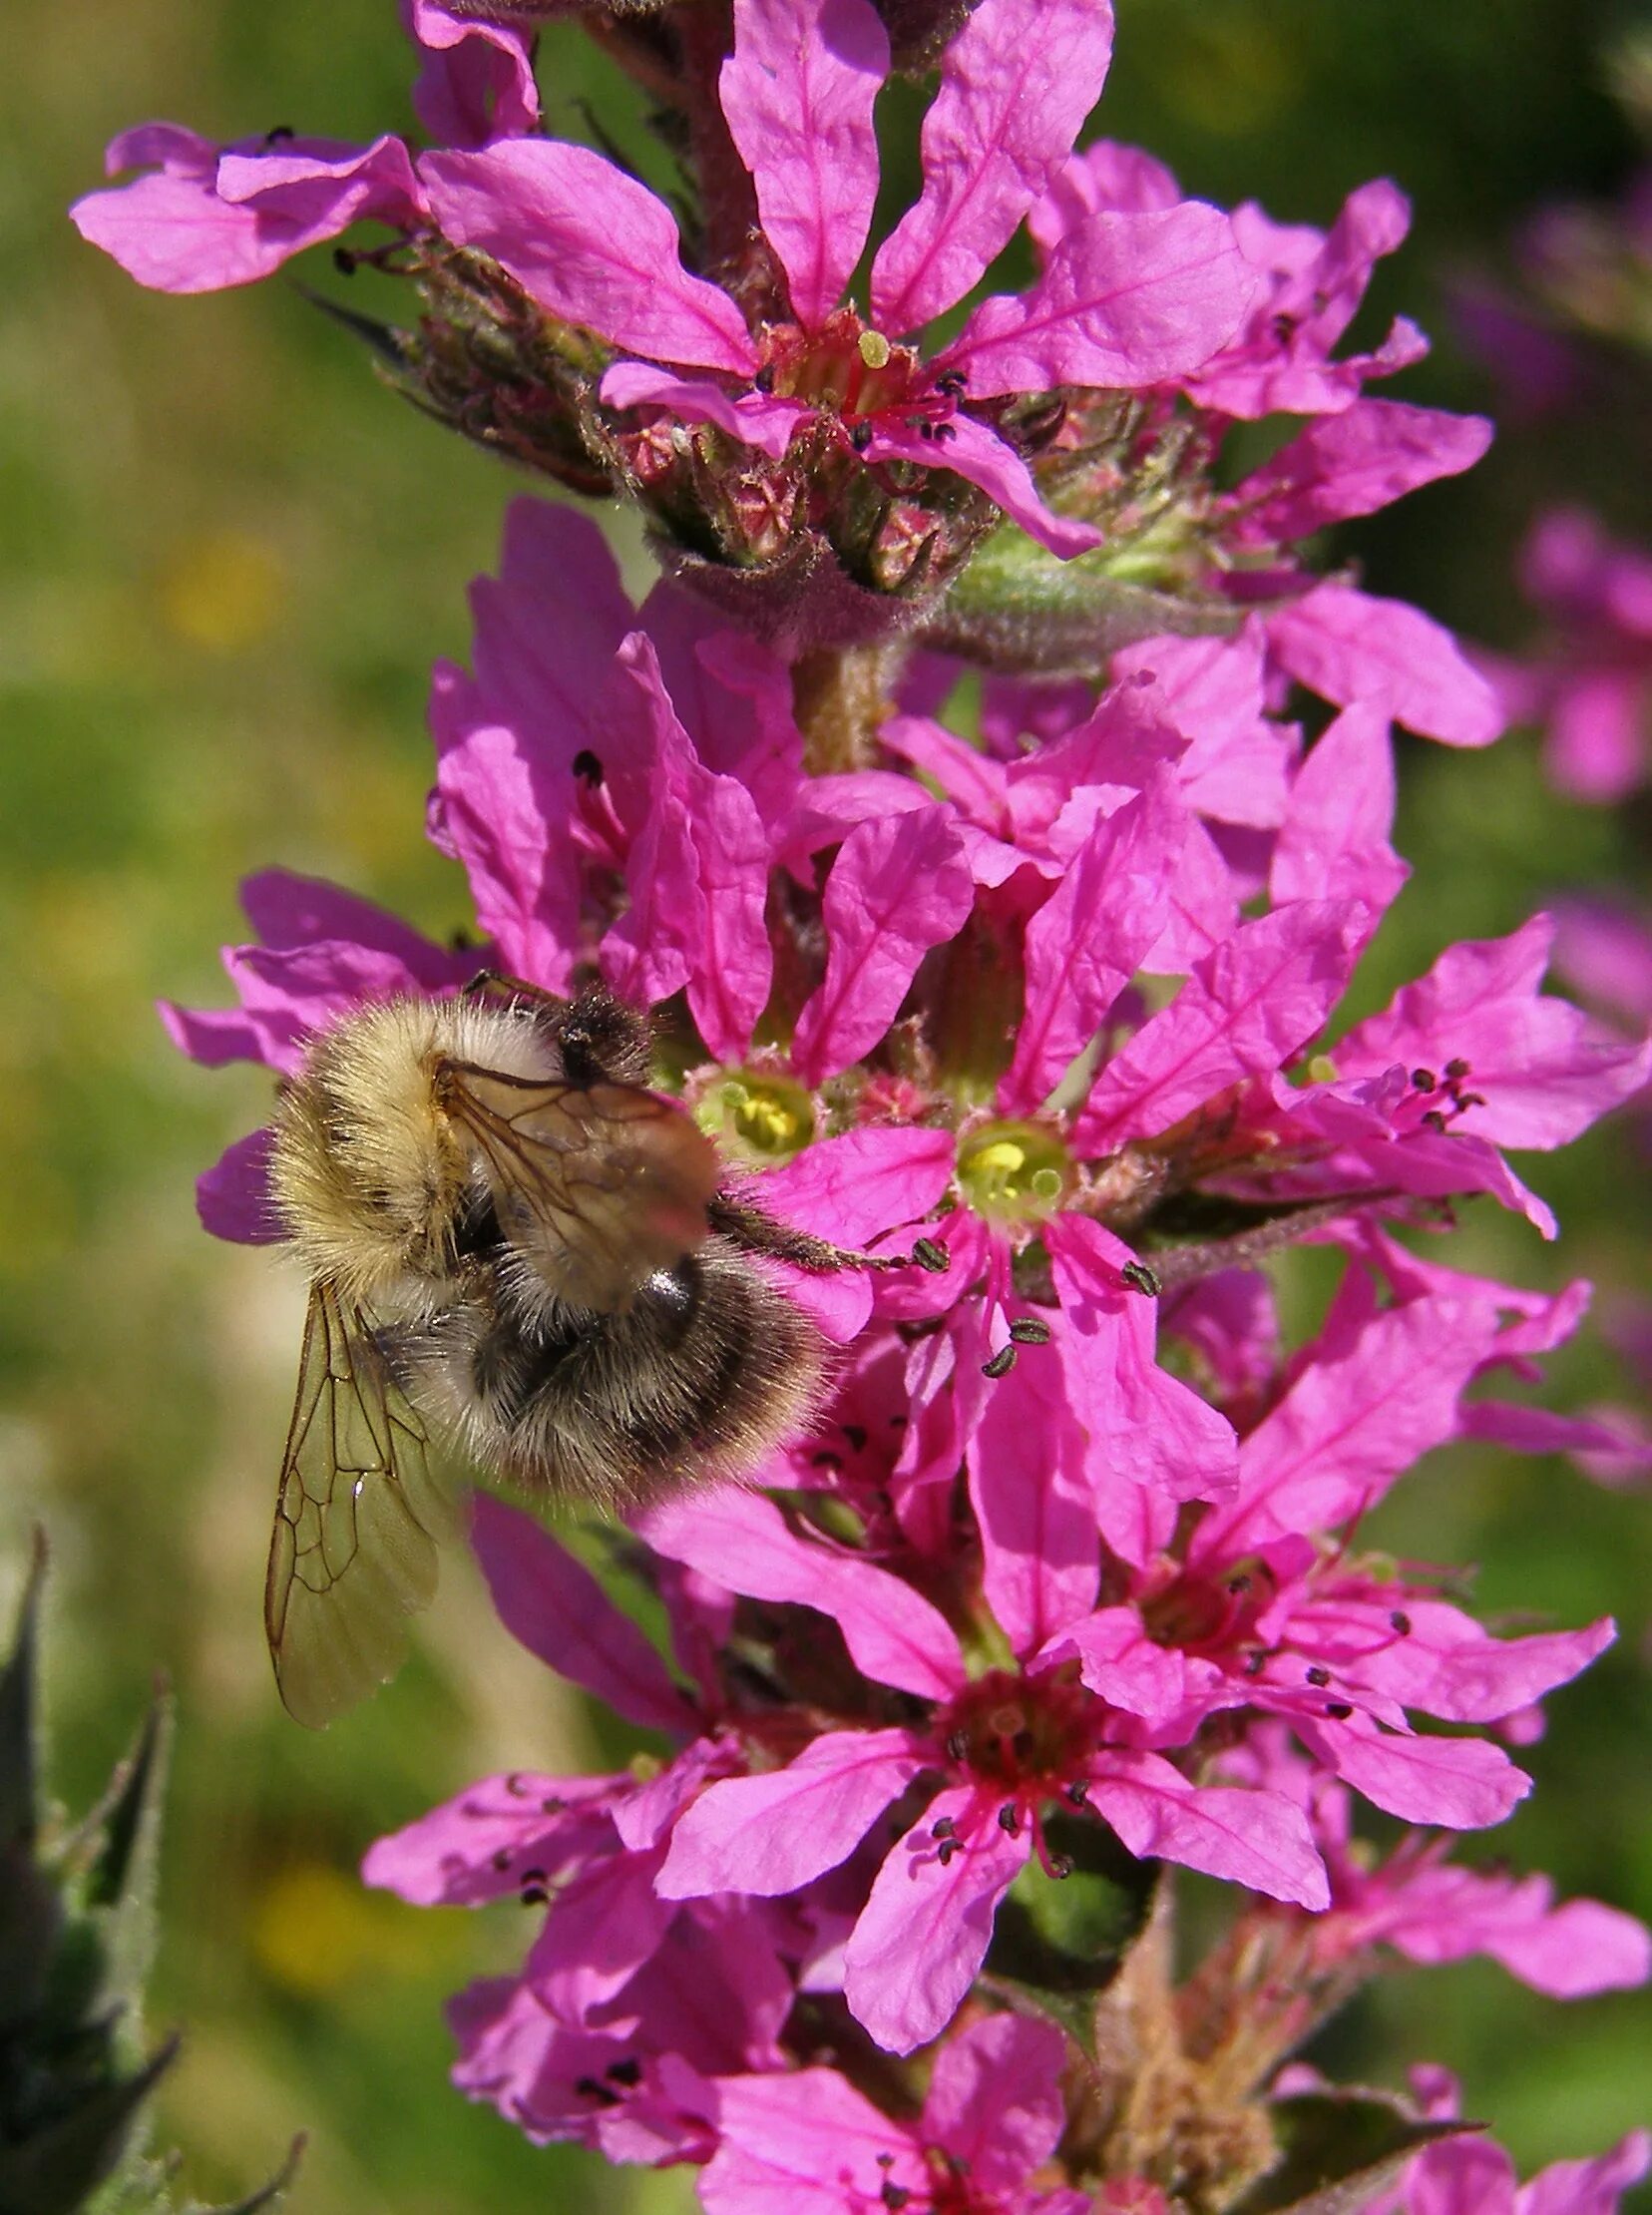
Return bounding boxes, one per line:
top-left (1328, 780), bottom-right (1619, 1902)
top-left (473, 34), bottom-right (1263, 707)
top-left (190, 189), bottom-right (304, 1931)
top-left (981, 1816), bottom-right (1158, 2053)
top-left (1230, 2091), bottom-right (1477, 2215)
top-left (80, 1697), bottom-right (173, 2027)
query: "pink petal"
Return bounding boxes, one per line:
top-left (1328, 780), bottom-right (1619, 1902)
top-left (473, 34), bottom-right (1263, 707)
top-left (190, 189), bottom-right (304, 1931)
top-left (924, 2012), bottom-right (1069, 2183)
top-left (420, 142), bottom-right (758, 372)
top-left (1334, 916), bottom-right (1652, 1152)
top-left (638, 1490), bottom-right (965, 1700)
top-left (196, 1127), bottom-right (282, 1244)
top-left (598, 360), bottom-right (808, 460)
top-left (428, 664), bottom-right (582, 992)
top-left (1046, 1216), bottom-right (1239, 1567)
top-left (721, 0), bottom-right (888, 329)
top-left (942, 202), bottom-right (1257, 395)
top-left (701, 2069), bottom-right (922, 2215)
top-left (1043, 1606), bottom-right (1200, 1727)
top-left (1074, 899), bottom-right (1367, 1153)
top-left (1002, 773), bottom-right (1189, 1111)
top-left (237, 869), bottom-right (460, 972)
top-left (406, 0), bottom-right (539, 149)
top-left (748, 1126), bottom-right (957, 1249)
top-left (1302, 1713), bottom-right (1530, 1829)
top-left (870, 0), bottom-right (1115, 334)
top-left (1086, 1749), bottom-right (1329, 1909)
top-left (862, 414), bottom-right (1103, 558)
top-left (1030, 141), bottom-right (1183, 245)
top-left (471, 1494), bottom-right (692, 1731)
top-left (1377, 1603), bottom-right (1615, 1724)
top-left (362, 1772), bottom-right (619, 1905)
top-left (470, 497), bottom-right (634, 740)
top-left (1270, 700), bottom-right (1408, 917)
top-left (526, 1843), bottom-right (674, 2022)
top-left (1111, 629), bottom-right (1293, 831)
top-left (1545, 669), bottom-right (1649, 804)
top-left (599, 636), bottom-right (773, 1057)
top-left (791, 804), bottom-right (975, 1085)
top-left (967, 1352), bottom-right (1098, 1655)
top-left (1228, 400), bottom-right (1491, 545)
top-left (1409, 2139), bottom-right (1517, 2215)
top-left (843, 1784), bottom-right (1030, 2053)
top-left (1385, 1872), bottom-right (1651, 1998)
top-left (657, 1728), bottom-right (923, 1899)
top-left (1195, 1297), bottom-right (1502, 1560)
top-left (1267, 583), bottom-right (1504, 747)
top-left (1518, 2136), bottom-right (1652, 2215)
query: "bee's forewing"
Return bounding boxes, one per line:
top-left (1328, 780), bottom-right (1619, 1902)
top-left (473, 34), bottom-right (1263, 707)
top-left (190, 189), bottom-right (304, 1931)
top-left (266, 1282), bottom-right (455, 1727)
top-left (446, 1067), bottom-right (721, 1310)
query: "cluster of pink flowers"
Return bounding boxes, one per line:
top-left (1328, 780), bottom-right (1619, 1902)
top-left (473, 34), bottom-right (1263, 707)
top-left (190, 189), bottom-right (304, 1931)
top-left (81, 1), bottom-right (1651, 2208)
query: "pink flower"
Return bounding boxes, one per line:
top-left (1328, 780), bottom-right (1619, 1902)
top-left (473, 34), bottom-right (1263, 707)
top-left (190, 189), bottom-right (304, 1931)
top-left (642, 1408), bottom-right (1328, 2057)
top-left (699, 2013), bottom-right (1087, 2215)
top-left (1504, 509), bottom-right (1652, 802)
top-left (419, 0), bottom-right (1257, 558)
top-left (1383, 2071), bottom-right (1650, 2215)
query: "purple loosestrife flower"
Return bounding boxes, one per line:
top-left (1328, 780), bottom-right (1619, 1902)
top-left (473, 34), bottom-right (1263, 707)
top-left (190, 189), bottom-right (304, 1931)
top-left (420, 0), bottom-right (1254, 564)
top-left (1375, 2071), bottom-right (1650, 2215)
top-left (1498, 508), bottom-right (1652, 803)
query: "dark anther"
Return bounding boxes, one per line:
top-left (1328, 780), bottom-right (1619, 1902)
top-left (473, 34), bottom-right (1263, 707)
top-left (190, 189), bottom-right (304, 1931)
top-left (753, 363), bottom-right (776, 393)
top-left (1456, 1091), bottom-right (1487, 1111)
top-left (1226, 1573), bottom-right (1252, 1595)
top-left (1412, 1068), bottom-right (1438, 1093)
top-left (1421, 1109), bottom-right (1448, 1132)
top-left (843, 1424), bottom-right (869, 1453)
top-left (935, 368), bottom-right (969, 397)
top-left (1120, 1259), bottom-right (1161, 1298)
top-left (1306, 1664), bottom-right (1331, 1687)
top-left (876, 2154), bottom-right (896, 2170)
top-left (1271, 312), bottom-right (1298, 343)
top-left (982, 1344), bottom-right (1018, 1379)
top-left (492, 1849), bottom-right (513, 1872)
top-left (1064, 1778), bottom-right (1090, 1806)
top-left (1009, 1316), bottom-right (1051, 1345)
top-left (576, 2076), bottom-right (620, 2106)
top-left (1390, 1610), bottom-right (1413, 1636)
top-left (930, 420), bottom-right (957, 443)
top-left (506, 1772), bottom-right (531, 1796)
top-left (812, 1449), bottom-right (844, 1471)
top-left (542, 1795), bottom-right (565, 1814)
top-left (1325, 1700), bottom-right (1355, 1719)
top-left (606, 2057), bottom-right (642, 2087)
top-left (1445, 1057), bottom-right (1471, 1081)
top-left (945, 1730), bottom-right (969, 1763)
top-left (572, 748), bottom-right (604, 785)
top-left (882, 2185), bottom-right (913, 2211)
top-left (917, 419), bottom-right (937, 440)
top-left (937, 1837), bottom-right (962, 1865)
top-left (998, 1804), bottom-right (1021, 1836)
top-left (1245, 1649), bottom-right (1268, 1676)
top-left (912, 1236), bottom-right (949, 1273)
top-left (850, 420), bottom-right (875, 453)
top-left (520, 1882), bottom-right (549, 1907)
top-left (932, 1813), bottom-right (958, 1839)
top-left (262, 124), bottom-right (296, 148)
top-left (1048, 1854), bottom-right (1074, 1880)
top-left (333, 246), bottom-right (358, 275)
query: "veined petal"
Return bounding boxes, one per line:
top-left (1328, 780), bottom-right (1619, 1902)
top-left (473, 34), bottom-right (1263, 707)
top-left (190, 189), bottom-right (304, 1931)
top-left (967, 1352), bottom-right (1098, 1656)
top-left (1301, 1713), bottom-right (1530, 1829)
top-left (923, 2012), bottom-right (1069, 2183)
top-left (472, 1494), bottom-right (692, 1731)
top-left (1267, 582), bottom-right (1505, 747)
top-left (870, 0), bottom-right (1115, 334)
top-left (721, 0), bottom-right (888, 329)
top-left (791, 804), bottom-right (975, 1085)
top-left (1087, 1749), bottom-right (1329, 1908)
top-left (1270, 699), bottom-right (1408, 919)
top-left (863, 415), bottom-right (1102, 558)
top-left (941, 202), bottom-right (1257, 395)
top-left (657, 1728), bottom-right (923, 1899)
top-left (599, 360), bottom-right (808, 460)
top-left (421, 142), bottom-right (758, 372)
top-left (1227, 399), bottom-right (1491, 545)
top-left (843, 1784), bottom-right (1030, 2053)
top-left (639, 1489), bottom-right (966, 1700)
top-left (701, 2069), bottom-right (923, 2215)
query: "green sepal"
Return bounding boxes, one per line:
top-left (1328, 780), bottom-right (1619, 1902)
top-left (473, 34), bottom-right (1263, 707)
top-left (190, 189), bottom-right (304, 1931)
top-left (0, 1531), bottom-right (47, 1854)
top-left (1230, 2090), bottom-right (1476, 2215)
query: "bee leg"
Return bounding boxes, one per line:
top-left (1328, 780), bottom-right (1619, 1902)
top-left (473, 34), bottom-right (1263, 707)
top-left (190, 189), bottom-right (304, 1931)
top-left (708, 1194), bottom-right (906, 1274)
top-left (546, 983), bottom-right (653, 1088)
top-left (461, 967), bottom-right (567, 1008)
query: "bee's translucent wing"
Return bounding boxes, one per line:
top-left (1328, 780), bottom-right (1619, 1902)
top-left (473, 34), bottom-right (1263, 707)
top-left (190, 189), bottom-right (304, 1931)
top-left (442, 1064), bottom-right (720, 1310)
top-left (266, 1283), bottom-right (455, 1728)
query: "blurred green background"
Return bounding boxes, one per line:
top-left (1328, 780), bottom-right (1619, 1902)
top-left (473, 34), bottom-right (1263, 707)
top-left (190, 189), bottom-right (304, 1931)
top-left (2, 0), bottom-right (1649, 2207)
